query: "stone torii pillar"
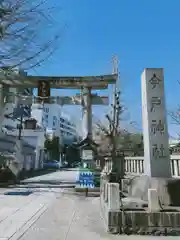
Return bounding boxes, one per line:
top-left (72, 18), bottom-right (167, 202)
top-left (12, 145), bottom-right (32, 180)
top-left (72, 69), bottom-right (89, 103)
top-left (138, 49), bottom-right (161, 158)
top-left (81, 87), bottom-right (92, 140)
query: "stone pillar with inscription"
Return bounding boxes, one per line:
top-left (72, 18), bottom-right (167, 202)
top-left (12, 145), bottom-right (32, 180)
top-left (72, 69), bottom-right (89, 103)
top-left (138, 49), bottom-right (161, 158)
top-left (141, 68), bottom-right (171, 178)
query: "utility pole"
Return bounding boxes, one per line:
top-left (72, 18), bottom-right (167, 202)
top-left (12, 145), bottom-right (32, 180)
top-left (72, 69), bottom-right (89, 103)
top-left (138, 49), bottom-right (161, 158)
top-left (18, 105), bottom-right (23, 140)
top-left (4, 104), bottom-right (24, 140)
top-left (109, 56), bottom-right (124, 183)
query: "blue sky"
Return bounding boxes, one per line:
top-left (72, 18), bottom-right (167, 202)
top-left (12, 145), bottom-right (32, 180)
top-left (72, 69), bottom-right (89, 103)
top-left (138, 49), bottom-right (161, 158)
top-left (30, 0), bottom-right (180, 138)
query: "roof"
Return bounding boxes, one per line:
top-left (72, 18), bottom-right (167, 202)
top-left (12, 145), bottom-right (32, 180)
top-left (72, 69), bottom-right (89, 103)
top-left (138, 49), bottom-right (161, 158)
top-left (75, 136), bottom-right (99, 148)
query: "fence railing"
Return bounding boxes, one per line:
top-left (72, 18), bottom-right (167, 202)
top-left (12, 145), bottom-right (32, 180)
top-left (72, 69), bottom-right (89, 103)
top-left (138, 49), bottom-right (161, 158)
top-left (102, 155), bottom-right (180, 178)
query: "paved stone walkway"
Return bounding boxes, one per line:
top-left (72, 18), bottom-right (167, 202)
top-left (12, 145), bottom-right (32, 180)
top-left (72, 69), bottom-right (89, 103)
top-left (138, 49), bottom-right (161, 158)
top-left (10, 192), bottom-right (180, 240)
top-left (0, 189), bottom-right (56, 240)
top-left (0, 188), bottom-right (178, 240)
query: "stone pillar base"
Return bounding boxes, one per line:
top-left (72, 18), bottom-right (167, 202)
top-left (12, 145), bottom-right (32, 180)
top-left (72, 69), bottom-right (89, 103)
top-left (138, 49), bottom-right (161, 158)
top-left (124, 175), bottom-right (180, 206)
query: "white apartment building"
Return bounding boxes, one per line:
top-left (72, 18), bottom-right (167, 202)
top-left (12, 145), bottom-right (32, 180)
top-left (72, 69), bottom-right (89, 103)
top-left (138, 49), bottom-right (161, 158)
top-left (32, 103), bottom-right (78, 144)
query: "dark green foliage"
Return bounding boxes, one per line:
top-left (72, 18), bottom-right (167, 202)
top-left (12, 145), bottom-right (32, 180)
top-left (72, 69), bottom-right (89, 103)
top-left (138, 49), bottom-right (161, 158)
top-left (167, 179), bottom-right (180, 206)
top-left (118, 132), bottom-right (144, 156)
top-left (65, 145), bottom-right (80, 167)
top-left (44, 136), bottom-right (60, 161)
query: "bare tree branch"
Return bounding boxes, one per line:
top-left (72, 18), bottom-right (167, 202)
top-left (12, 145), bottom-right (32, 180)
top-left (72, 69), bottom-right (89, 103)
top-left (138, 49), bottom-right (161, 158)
top-left (95, 91), bottom-right (123, 156)
top-left (169, 109), bottom-right (180, 125)
top-left (0, 0), bottom-right (63, 72)
top-left (168, 81), bottom-right (180, 128)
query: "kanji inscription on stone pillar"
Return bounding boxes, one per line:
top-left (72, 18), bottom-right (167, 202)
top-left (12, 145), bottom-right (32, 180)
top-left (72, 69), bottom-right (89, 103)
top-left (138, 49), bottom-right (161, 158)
top-left (141, 68), bottom-right (171, 178)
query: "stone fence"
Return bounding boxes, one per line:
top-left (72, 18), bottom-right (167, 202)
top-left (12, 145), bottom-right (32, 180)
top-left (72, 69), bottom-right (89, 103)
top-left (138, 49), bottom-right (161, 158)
top-left (102, 155), bottom-right (180, 178)
top-left (100, 174), bottom-right (180, 235)
top-left (100, 175), bottom-right (121, 233)
top-left (125, 155), bottom-right (180, 177)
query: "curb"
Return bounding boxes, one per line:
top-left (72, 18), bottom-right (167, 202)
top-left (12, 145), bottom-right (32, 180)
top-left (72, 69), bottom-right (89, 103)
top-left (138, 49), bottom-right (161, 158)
top-left (12, 184), bottom-right (75, 189)
top-left (74, 187), bottom-right (100, 192)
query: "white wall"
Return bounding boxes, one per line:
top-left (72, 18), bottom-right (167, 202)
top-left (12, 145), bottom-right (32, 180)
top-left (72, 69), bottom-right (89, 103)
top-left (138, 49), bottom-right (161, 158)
top-left (43, 104), bottom-right (77, 137)
top-left (31, 104), bottom-right (44, 126)
top-left (5, 129), bottom-right (45, 170)
top-left (2, 103), bottom-right (18, 129)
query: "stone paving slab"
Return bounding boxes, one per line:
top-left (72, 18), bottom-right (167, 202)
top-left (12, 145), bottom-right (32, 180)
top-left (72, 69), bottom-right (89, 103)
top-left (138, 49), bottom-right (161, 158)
top-left (0, 191), bottom-right (56, 240)
top-left (9, 204), bottom-right (48, 240)
top-left (12, 193), bottom-right (180, 240)
top-left (0, 208), bottom-right (19, 223)
top-left (0, 186), bottom-right (178, 239)
top-left (0, 193), bottom-right (37, 209)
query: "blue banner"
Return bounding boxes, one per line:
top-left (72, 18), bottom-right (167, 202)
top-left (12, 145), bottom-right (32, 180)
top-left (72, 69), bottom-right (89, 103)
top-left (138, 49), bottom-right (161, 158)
top-left (78, 171), bottom-right (95, 188)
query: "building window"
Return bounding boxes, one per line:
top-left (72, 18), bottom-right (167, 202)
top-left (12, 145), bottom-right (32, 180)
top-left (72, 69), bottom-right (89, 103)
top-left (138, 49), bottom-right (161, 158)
top-left (53, 116), bottom-right (57, 127)
top-left (60, 117), bottom-right (64, 123)
top-left (60, 130), bottom-right (64, 135)
top-left (43, 107), bottom-right (49, 113)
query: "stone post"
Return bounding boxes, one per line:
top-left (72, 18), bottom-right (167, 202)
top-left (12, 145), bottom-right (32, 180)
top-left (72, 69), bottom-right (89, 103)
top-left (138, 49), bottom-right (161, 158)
top-left (141, 68), bottom-right (171, 178)
top-left (148, 188), bottom-right (160, 212)
top-left (107, 183), bottom-right (120, 211)
top-left (81, 87), bottom-right (92, 139)
top-left (107, 182), bottom-right (120, 233)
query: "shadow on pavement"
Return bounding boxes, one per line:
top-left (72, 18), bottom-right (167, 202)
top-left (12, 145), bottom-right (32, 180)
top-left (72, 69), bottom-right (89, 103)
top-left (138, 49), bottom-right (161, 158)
top-left (62, 189), bottom-right (100, 197)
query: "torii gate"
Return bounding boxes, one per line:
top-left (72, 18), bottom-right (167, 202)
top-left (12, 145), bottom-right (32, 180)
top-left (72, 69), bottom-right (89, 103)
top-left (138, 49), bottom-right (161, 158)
top-left (0, 62), bottom-right (117, 140)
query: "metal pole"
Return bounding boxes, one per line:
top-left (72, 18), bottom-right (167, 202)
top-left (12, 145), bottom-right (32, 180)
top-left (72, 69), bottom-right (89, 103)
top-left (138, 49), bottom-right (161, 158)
top-left (18, 105), bottom-right (23, 140)
top-left (59, 104), bottom-right (64, 166)
top-left (85, 187), bottom-right (88, 197)
top-left (111, 56), bottom-right (119, 181)
top-left (112, 56), bottom-right (124, 233)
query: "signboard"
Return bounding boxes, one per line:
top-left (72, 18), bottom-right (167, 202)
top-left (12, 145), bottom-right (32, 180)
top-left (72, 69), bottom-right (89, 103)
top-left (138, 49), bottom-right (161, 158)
top-left (78, 171), bottom-right (94, 188)
top-left (50, 75), bottom-right (116, 88)
top-left (38, 80), bottom-right (50, 103)
top-left (82, 150), bottom-right (93, 160)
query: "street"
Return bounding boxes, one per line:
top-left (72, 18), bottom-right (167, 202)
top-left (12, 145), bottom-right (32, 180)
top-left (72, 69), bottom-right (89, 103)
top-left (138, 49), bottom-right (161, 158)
top-left (0, 170), bottom-right (177, 240)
